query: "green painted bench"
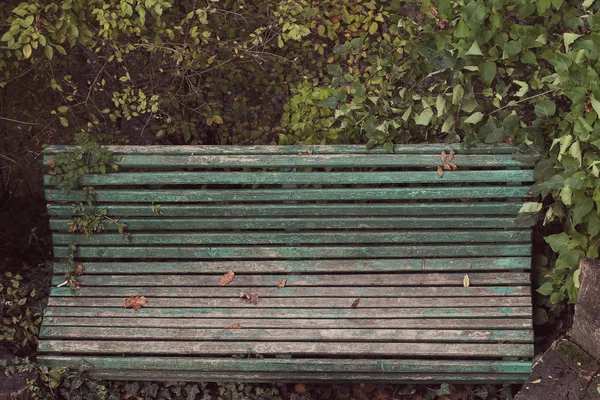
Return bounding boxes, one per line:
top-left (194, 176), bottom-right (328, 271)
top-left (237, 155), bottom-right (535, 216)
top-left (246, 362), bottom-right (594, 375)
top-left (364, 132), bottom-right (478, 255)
top-left (38, 145), bottom-right (535, 383)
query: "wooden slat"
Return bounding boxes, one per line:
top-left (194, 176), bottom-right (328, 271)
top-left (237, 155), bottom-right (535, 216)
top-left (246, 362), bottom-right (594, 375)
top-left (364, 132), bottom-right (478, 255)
top-left (47, 296), bottom-right (531, 308)
top-left (44, 153), bottom-right (531, 169)
top-left (45, 186), bottom-right (531, 203)
top-left (49, 216), bottom-right (525, 231)
top-left (61, 370), bottom-right (530, 383)
top-left (37, 340), bottom-right (534, 357)
top-left (52, 230), bottom-right (531, 246)
top-left (43, 306), bottom-right (532, 318)
top-left (44, 170), bottom-right (534, 186)
top-left (50, 286), bottom-right (531, 298)
top-left (52, 244), bottom-right (532, 259)
top-left (77, 370), bottom-right (530, 383)
top-left (39, 327), bottom-right (533, 342)
top-left (41, 317), bottom-right (533, 329)
top-left (43, 144), bottom-right (521, 156)
top-left (47, 202), bottom-right (525, 217)
top-left (51, 258), bottom-right (532, 274)
top-left (37, 356), bottom-right (533, 374)
top-left (78, 371), bottom-right (530, 383)
top-left (50, 272), bottom-right (530, 287)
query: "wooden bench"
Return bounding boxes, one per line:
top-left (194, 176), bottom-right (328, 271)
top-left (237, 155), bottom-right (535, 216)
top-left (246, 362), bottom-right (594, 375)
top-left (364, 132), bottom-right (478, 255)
top-left (38, 145), bottom-right (535, 383)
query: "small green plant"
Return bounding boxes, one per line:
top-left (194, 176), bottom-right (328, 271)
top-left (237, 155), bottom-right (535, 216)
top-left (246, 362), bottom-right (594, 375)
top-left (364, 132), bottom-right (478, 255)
top-left (49, 132), bottom-right (119, 193)
top-left (0, 272), bottom-right (42, 353)
top-left (68, 208), bottom-right (128, 239)
top-left (150, 202), bottom-right (164, 215)
top-left (1, 357), bottom-right (65, 400)
top-left (59, 244), bottom-right (83, 292)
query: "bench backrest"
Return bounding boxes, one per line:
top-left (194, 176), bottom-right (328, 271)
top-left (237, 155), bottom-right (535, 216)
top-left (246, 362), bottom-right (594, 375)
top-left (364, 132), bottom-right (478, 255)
top-left (44, 145), bottom-right (534, 267)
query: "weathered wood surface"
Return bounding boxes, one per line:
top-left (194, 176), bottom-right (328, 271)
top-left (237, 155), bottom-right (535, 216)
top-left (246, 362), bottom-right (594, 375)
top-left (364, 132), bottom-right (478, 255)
top-left (47, 296), bottom-right (531, 308)
top-left (52, 230), bottom-right (531, 245)
top-left (45, 186), bottom-right (531, 202)
top-left (44, 170), bottom-right (534, 186)
top-left (43, 370), bottom-right (532, 383)
top-left (52, 244), bottom-right (532, 259)
top-left (50, 285), bottom-right (531, 297)
top-left (43, 306), bottom-right (532, 318)
top-left (44, 153), bottom-right (532, 168)
top-left (50, 272), bottom-right (530, 286)
top-left (40, 327), bottom-right (533, 342)
top-left (41, 317), bottom-right (532, 329)
top-left (48, 202), bottom-right (525, 217)
top-left (571, 258), bottom-right (600, 361)
top-left (40, 145), bottom-right (535, 382)
top-left (49, 216), bottom-right (526, 231)
top-left (38, 340), bottom-right (534, 357)
top-left (51, 258), bottom-right (531, 274)
top-left (44, 144), bottom-right (521, 155)
top-left (38, 356), bottom-right (532, 374)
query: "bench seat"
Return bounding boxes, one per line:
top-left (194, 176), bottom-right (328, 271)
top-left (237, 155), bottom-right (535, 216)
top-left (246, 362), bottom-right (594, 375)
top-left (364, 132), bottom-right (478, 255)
top-left (39, 145), bottom-right (535, 382)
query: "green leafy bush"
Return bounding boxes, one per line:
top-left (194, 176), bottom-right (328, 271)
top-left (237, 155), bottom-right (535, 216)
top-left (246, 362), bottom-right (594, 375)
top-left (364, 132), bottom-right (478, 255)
top-left (0, 271), bottom-right (42, 353)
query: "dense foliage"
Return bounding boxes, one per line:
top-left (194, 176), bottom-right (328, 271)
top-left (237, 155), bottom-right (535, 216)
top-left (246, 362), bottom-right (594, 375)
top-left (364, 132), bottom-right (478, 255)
top-left (2, 0), bottom-right (600, 336)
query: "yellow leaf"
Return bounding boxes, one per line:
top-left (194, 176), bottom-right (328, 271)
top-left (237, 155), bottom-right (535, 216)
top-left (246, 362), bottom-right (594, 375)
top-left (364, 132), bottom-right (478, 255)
top-left (213, 115), bottom-right (223, 124)
top-left (463, 274), bottom-right (470, 288)
top-left (207, 55), bottom-right (216, 65)
top-left (23, 44), bottom-right (32, 59)
top-left (368, 22), bottom-right (378, 35)
top-left (206, 118), bottom-right (213, 126)
top-left (59, 116), bottom-right (69, 127)
top-left (277, 279), bottom-right (287, 288)
top-left (531, 379), bottom-right (541, 384)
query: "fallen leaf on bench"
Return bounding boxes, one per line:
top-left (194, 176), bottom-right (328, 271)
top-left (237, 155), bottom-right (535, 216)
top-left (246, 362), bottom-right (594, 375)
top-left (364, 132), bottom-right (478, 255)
top-left (463, 274), bottom-right (470, 288)
top-left (224, 323), bottom-right (241, 329)
top-left (351, 298), bottom-right (360, 308)
top-left (219, 270), bottom-right (235, 286)
top-left (240, 291), bottom-right (259, 305)
top-left (124, 296), bottom-right (147, 310)
top-left (277, 279), bottom-right (287, 288)
top-left (49, 157), bottom-right (55, 169)
top-left (443, 163), bottom-right (451, 170)
top-left (437, 166), bottom-right (444, 178)
top-left (441, 150), bottom-right (447, 162)
top-left (449, 162), bottom-right (458, 170)
top-left (449, 149), bottom-right (455, 161)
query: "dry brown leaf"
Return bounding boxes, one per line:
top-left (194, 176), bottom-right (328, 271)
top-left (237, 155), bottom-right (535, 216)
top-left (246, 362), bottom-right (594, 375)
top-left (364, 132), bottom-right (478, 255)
top-left (437, 165), bottom-right (444, 178)
top-left (441, 150), bottom-right (447, 162)
top-left (74, 262), bottom-right (84, 276)
top-left (219, 270), bottom-right (235, 286)
top-left (49, 157), bottom-right (56, 169)
top-left (449, 162), bottom-right (458, 170)
top-left (224, 323), bottom-right (241, 329)
top-left (295, 383), bottom-right (307, 394)
top-left (240, 291), bottom-right (259, 305)
top-left (443, 163), bottom-right (451, 171)
top-left (124, 296), bottom-right (148, 310)
top-left (428, 5), bottom-right (438, 16)
top-left (277, 279), bottom-right (287, 288)
top-left (351, 298), bottom-right (360, 308)
top-left (449, 149), bottom-right (455, 161)
top-left (463, 274), bottom-right (470, 288)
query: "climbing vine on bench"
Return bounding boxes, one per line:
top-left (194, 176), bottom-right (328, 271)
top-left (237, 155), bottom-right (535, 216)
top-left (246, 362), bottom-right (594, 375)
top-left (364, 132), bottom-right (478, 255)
top-left (49, 134), bottom-right (128, 292)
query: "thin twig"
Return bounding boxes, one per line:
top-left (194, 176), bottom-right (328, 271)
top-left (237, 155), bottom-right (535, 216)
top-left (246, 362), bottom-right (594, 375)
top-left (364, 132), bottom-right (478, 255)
top-left (486, 89), bottom-right (559, 116)
top-left (0, 116), bottom-right (41, 125)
